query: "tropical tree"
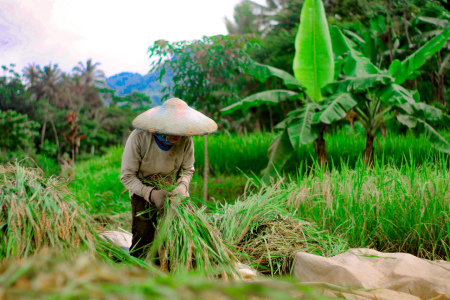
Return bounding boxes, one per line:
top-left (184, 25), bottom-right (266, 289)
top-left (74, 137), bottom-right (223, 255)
top-left (323, 26), bottom-right (450, 166)
top-left (0, 110), bottom-right (39, 162)
top-left (148, 34), bottom-right (256, 200)
top-left (222, 0), bottom-right (335, 173)
top-left (225, 1), bottom-right (261, 35)
top-left (73, 59), bottom-right (105, 87)
top-left (222, 0), bottom-right (450, 179)
top-left (22, 63), bottom-right (41, 90)
top-left (0, 65), bottom-right (34, 116)
top-left (39, 64), bottom-right (63, 106)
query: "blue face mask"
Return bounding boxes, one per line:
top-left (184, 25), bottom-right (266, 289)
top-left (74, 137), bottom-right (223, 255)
top-left (155, 134), bottom-right (174, 146)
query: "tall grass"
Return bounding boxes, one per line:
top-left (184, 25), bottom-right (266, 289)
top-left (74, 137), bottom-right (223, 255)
top-left (193, 131), bottom-right (450, 175)
top-left (70, 146), bottom-right (129, 214)
top-left (69, 146), bottom-right (250, 214)
top-left (283, 156), bottom-right (450, 260)
top-left (69, 134), bottom-right (450, 261)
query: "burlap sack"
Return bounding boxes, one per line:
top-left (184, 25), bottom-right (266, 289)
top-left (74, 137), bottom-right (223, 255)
top-left (293, 248), bottom-right (450, 299)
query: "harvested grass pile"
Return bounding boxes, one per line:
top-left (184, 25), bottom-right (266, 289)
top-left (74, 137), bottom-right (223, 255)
top-left (0, 254), bottom-right (325, 300)
top-left (238, 215), bottom-right (345, 275)
top-left (214, 183), bottom-right (347, 276)
top-left (0, 162), bottom-right (96, 259)
top-left (143, 174), bottom-right (238, 277)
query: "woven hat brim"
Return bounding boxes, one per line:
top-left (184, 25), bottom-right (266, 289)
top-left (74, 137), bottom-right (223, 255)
top-left (132, 101), bottom-right (218, 136)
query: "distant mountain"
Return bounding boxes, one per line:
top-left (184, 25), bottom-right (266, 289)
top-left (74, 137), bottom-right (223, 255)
top-left (106, 70), bottom-right (173, 106)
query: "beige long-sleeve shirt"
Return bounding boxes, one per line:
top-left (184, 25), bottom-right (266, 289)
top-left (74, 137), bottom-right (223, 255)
top-left (120, 129), bottom-right (195, 200)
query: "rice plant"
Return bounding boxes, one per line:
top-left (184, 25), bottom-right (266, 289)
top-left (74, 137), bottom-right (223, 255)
top-left (288, 156), bottom-right (450, 260)
top-left (142, 175), bottom-right (239, 277)
top-left (213, 183), bottom-right (348, 276)
top-left (192, 131), bottom-right (450, 175)
top-left (0, 253), bottom-right (327, 300)
top-left (0, 161), bottom-right (97, 260)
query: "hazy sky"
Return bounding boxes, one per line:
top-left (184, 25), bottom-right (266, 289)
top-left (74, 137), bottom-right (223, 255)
top-left (1, 0), bottom-right (259, 77)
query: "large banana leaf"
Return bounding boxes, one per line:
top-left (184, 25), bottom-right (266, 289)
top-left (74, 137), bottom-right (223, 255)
top-left (246, 62), bottom-right (304, 90)
top-left (409, 102), bottom-right (443, 121)
top-left (286, 103), bottom-right (319, 148)
top-left (261, 128), bottom-right (295, 183)
top-left (377, 84), bottom-right (416, 114)
top-left (330, 26), bottom-right (381, 76)
top-left (220, 90), bottom-right (299, 116)
top-left (418, 17), bottom-right (449, 28)
top-left (377, 84), bottom-right (444, 120)
top-left (397, 115), bottom-right (450, 154)
top-left (389, 27), bottom-right (450, 84)
top-left (316, 93), bottom-right (357, 124)
top-left (322, 74), bottom-right (394, 96)
top-left (293, 0), bottom-right (334, 101)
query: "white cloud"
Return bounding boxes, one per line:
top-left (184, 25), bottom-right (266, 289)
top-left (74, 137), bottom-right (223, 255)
top-left (0, 0), bottom-right (253, 77)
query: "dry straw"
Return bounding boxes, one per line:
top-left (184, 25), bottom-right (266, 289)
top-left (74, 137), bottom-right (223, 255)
top-left (213, 182), bottom-right (347, 276)
top-left (0, 253), bottom-right (324, 299)
top-left (0, 161), bottom-right (97, 260)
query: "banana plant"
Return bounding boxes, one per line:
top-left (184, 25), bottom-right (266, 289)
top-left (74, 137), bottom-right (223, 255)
top-left (222, 0), bottom-right (337, 180)
top-left (223, 1), bottom-right (450, 180)
top-left (323, 26), bottom-right (450, 166)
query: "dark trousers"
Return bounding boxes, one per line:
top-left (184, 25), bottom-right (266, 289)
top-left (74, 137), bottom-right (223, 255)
top-left (130, 194), bottom-right (158, 259)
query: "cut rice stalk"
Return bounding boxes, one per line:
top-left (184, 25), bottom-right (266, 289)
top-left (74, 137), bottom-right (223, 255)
top-left (0, 162), bottom-right (97, 260)
top-left (146, 197), bottom-right (239, 277)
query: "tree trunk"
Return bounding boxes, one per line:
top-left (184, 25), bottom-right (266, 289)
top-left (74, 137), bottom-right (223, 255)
top-left (313, 127), bottom-right (328, 167)
top-left (268, 105), bottom-right (274, 132)
top-left (433, 51), bottom-right (447, 106)
top-left (386, 1), bottom-right (394, 63)
top-left (280, 101), bottom-right (288, 118)
top-left (91, 127), bottom-right (99, 155)
top-left (203, 135), bottom-right (209, 202)
top-left (402, 0), bottom-right (412, 47)
top-left (252, 107), bottom-right (262, 133)
top-left (40, 120), bottom-right (47, 149)
top-left (363, 133), bottom-right (375, 167)
top-left (49, 119), bottom-right (60, 160)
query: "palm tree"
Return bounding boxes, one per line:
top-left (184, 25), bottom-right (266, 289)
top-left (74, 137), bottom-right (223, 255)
top-left (40, 64), bottom-right (63, 106)
top-left (33, 64), bottom-right (63, 150)
top-left (73, 59), bottom-right (105, 87)
top-left (22, 64), bottom-right (41, 88)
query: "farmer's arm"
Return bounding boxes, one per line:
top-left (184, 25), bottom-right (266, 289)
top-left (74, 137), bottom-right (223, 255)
top-left (177, 137), bottom-right (195, 188)
top-left (120, 131), bottom-right (153, 200)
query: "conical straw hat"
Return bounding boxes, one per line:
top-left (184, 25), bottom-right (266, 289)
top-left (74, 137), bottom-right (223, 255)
top-left (132, 98), bottom-right (218, 136)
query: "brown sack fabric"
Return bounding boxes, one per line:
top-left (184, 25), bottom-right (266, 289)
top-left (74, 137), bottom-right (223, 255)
top-left (293, 248), bottom-right (450, 299)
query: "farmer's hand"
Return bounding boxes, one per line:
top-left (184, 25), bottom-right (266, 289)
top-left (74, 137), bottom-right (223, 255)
top-left (150, 189), bottom-right (170, 210)
top-left (171, 183), bottom-right (188, 197)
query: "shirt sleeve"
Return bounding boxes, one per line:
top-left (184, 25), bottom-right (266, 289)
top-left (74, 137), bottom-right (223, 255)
top-left (120, 130), bottom-right (153, 200)
top-left (177, 137), bottom-right (195, 187)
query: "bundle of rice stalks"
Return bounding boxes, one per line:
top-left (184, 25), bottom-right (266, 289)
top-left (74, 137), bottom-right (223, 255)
top-left (213, 183), bottom-right (347, 276)
top-left (0, 253), bottom-right (325, 300)
top-left (142, 174), bottom-right (238, 277)
top-left (151, 199), bottom-right (238, 277)
top-left (0, 161), bottom-right (97, 259)
top-left (237, 215), bottom-right (346, 275)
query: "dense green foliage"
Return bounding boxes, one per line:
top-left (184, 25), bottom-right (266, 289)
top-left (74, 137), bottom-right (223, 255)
top-left (2, 0), bottom-right (450, 297)
top-left (292, 158), bottom-right (450, 260)
top-left (70, 141), bottom-right (449, 261)
top-left (192, 131), bottom-right (450, 175)
top-left (0, 110), bottom-right (39, 162)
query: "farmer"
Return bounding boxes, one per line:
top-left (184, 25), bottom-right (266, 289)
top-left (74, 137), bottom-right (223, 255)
top-left (120, 97), bottom-right (217, 259)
